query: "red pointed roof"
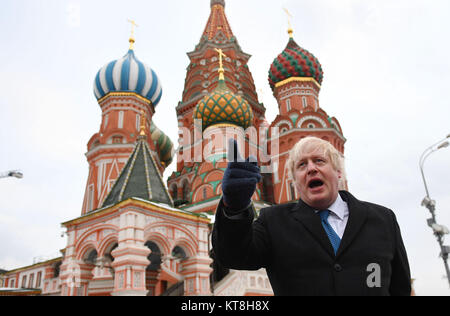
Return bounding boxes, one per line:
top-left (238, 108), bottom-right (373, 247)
top-left (202, 0), bottom-right (234, 41)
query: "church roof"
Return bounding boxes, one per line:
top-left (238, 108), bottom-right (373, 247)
top-left (268, 37), bottom-right (323, 91)
top-left (101, 135), bottom-right (173, 208)
top-left (194, 78), bottom-right (253, 130)
top-left (202, 0), bottom-right (234, 42)
top-left (93, 48), bottom-right (163, 107)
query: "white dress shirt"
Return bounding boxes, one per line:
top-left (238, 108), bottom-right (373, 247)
top-left (315, 194), bottom-right (349, 239)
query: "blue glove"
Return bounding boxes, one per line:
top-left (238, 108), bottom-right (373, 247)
top-left (222, 139), bottom-right (262, 211)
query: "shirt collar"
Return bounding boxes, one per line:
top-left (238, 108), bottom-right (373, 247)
top-left (314, 193), bottom-right (348, 220)
top-left (327, 193), bottom-right (347, 220)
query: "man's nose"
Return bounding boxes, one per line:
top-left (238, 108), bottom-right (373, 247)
top-left (306, 161), bottom-right (318, 174)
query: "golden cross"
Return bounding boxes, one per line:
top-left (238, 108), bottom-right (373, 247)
top-left (214, 48), bottom-right (227, 80)
top-left (127, 19), bottom-right (139, 49)
top-left (128, 19), bottom-right (139, 37)
top-left (283, 8), bottom-right (294, 38)
top-left (214, 48), bottom-right (227, 70)
top-left (139, 110), bottom-right (146, 136)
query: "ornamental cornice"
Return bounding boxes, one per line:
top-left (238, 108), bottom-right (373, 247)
top-left (267, 128), bottom-right (346, 142)
top-left (297, 115), bottom-right (328, 128)
top-left (62, 198), bottom-right (209, 228)
top-left (98, 92), bottom-right (152, 107)
top-left (274, 119), bottom-right (294, 130)
top-left (85, 144), bottom-right (135, 159)
top-left (274, 77), bottom-right (321, 90)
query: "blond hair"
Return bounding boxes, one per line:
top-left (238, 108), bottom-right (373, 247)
top-left (287, 137), bottom-right (346, 187)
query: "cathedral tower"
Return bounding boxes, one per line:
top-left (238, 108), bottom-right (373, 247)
top-left (61, 32), bottom-right (211, 296)
top-left (267, 28), bottom-right (346, 204)
top-left (168, 0), bottom-right (267, 213)
top-left (81, 34), bottom-right (173, 215)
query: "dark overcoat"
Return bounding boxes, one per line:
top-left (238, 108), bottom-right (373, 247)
top-left (212, 191), bottom-right (411, 296)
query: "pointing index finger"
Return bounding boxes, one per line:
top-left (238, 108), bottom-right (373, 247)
top-left (227, 138), bottom-right (244, 162)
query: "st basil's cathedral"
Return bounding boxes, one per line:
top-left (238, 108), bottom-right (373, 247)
top-left (1, 0), bottom-right (346, 296)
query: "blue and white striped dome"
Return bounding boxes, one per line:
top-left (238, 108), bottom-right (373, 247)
top-left (93, 49), bottom-right (162, 107)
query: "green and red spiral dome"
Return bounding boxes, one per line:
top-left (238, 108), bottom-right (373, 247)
top-left (268, 38), bottom-right (324, 91)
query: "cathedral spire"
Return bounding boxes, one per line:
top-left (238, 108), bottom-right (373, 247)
top-left (202, 0), bottom-right (233, 41)
top-left (211, 0), bottom-right (225, 8)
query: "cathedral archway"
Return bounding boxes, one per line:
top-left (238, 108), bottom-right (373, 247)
top-left (171, 246), bottom-right (187, 260)
top-left (74, 248), bottom-right (97, 296)
top-left (84, 249), bottom-right (98, 265)
top-left (101, 242), bottom-right (117, 281)
top-left (145, 241), bottom-right (163, 296)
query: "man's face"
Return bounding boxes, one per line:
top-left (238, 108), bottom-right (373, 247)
top-left (293, 147), bottom-right (341, 210)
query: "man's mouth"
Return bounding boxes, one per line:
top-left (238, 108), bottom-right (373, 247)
top-left (308, 179), bottom-right (324, 189)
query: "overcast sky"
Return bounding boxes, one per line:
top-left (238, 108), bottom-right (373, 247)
top-left (1, 0), bottom-right (449, 295)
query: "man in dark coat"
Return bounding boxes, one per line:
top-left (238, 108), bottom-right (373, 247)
top-left (212, 137), bottom-right (411, 296)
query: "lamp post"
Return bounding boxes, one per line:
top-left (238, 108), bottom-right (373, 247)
top-left (419, 134), bottom-right (450, 287)
top-left (0, 170), bottom-right (23, 179)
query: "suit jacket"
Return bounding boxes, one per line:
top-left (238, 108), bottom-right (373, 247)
top-left (212, 191), bottom-right (411, 296)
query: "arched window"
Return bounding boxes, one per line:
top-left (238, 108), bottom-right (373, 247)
top-left (112, 135), bottom-right (123, 144)
top-left (28, 274), bottom-right (35, 288)
top-left (182, 181), bottom-right (190, 202)
top-left (53, 261), bottom-right (62, 278)
top-left (136, 113), bottom-right (141, 132)
top-left (118, 111), bottom-right (124, 129)
top-left (171, 184), bottom-right (178, 200)
top-left (36, 272), bottom-right (42, 288)
top-left (103, 114), bottom-right (109, 129)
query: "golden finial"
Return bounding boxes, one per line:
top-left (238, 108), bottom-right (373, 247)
top-left (127, 19), bottom-right (139, 50)
top-left (283, 8), bottom-right (294, 39)
top-left (139, 110), bottom-right (147, 136)
top-left (214, 48), bottom-right (227, 81)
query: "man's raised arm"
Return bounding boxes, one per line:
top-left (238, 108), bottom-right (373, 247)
top-left (212, 139), bottom-right (269, 270)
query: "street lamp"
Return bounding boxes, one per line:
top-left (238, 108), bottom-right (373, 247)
top-left (0, 170), bottom-right (23, 179)
top-left (419, 134), bottom-right (450, 287)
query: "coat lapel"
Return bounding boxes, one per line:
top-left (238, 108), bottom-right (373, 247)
top-left (290, 191), bottom-right (368, 259)
top-left (335, 191), bottom-right (368, 258)
top-left (290, 200), bottom-right (336, 258)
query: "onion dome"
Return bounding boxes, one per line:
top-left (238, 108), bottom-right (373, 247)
top-left (93, 49), bottom-right (163, 106)
top-left (150, 121), bottom-right (174, 166)
top-left (194, 79), bottom-right (253, 130)
top-left (194, 48), bottom-right (253, 130)
top-left (268, 37), bottom-right (324, 91)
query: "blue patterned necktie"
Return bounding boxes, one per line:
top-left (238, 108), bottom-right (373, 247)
top-left (319, 210), bottom-right (341, 255)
